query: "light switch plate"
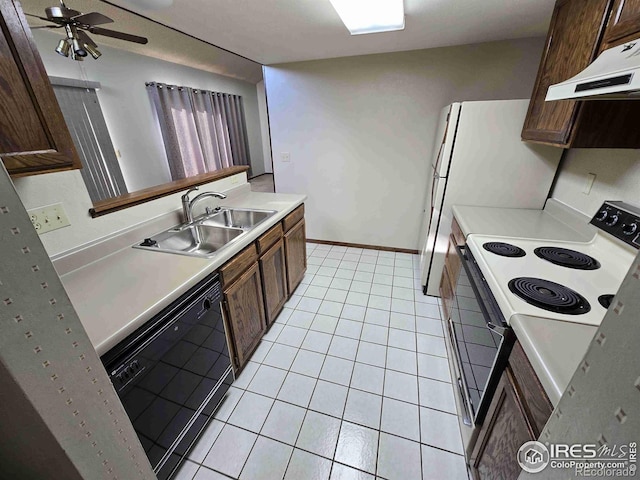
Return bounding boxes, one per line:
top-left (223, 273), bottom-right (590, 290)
top-left (28, 203), bottom-right (71, 234)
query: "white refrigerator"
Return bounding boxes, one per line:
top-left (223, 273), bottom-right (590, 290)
top-left (419, 99), bottom-right (563, 296)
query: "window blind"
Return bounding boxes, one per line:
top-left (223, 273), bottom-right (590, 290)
top-left (53, 85), bottom-right (128, 203)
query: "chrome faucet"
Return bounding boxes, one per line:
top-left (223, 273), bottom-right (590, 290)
top-left (181, 187), bottom-right (227, 224)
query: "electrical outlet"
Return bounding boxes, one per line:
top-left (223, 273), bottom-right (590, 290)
top-left (281, 152), bottom-right (291, 162)
top-left (28, 203), bottom-right (71, 235)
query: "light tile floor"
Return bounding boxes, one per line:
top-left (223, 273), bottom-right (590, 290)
top-left (174, 243), bottom-right (469, 480)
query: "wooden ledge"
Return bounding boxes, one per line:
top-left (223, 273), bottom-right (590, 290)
top-left (89, 166), bottom-right (249, 218)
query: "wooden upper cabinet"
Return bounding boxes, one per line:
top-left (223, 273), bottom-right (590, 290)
top-left (523, 0), bottom-right (640, 148)
top-left (602, 0), bottom-right (640, 47)
top-left (522, 0), bottom-right (612, 146)
top-left (0, 0), bottom-right (81, 177)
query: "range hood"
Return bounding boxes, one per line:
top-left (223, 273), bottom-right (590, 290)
top-left (546, 39), bottom-right (640, 101)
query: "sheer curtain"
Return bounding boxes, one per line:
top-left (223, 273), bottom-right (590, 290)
top-left (147, 82), bottom-right (251, 180)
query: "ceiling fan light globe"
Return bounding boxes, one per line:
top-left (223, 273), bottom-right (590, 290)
top-left (71, 37), bottom-right (88, 56)
top-left (84, 43), bottom-right (102, 59)
top-left (55, 38), bottom-right (70, 57)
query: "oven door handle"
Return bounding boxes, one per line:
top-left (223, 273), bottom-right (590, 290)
top-left (487, 322), bottom-right (507, 337)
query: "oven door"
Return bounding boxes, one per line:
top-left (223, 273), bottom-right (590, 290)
top-left (447, 244), bottom-right (515, 426)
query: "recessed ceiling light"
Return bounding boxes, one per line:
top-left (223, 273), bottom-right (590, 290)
top-left (329, 0), bottom-right (405, 35)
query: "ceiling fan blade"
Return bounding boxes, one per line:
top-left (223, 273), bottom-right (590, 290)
top-left (30, 25), bottom-right (64, 29)
top-left (25, 13), bottom-right (54, 22)
top-left (76, 29), bottom-right (97, 48)
top-left (73, 12), bottom-right (113, 26)
top-left (89, 27), bottom-right (148, 44)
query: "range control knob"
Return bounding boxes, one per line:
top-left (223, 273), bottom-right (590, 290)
top-left (605, 214), bottom-right (619, 226)
top-left (623, 223), bottom-right (638, 236)
top-left (595, 210), bottom-right (608, 221)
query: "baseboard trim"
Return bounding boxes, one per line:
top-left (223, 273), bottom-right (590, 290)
top-left (307, 239), bottom-right (419, 255)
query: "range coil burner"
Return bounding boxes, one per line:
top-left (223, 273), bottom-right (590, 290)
top-left (534, 247), bottom-right (600, 270)
top-left (483, 242), bottom-right (526, 257)
top-left (508, 277), bottom-right (591, 315)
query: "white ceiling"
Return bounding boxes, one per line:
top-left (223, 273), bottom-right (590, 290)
top-left (107, 0), bottom-right (556, 65)
top-left (21, 0), bottom-right (263, 83)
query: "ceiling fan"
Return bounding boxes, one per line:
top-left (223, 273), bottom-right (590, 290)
top-left (26, 0), bottom-right (148, 61)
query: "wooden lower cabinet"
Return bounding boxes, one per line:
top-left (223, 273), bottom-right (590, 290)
top-left (471, 369), bottom-right (535, 479)
top-left (470, 341), bottom-right (553, 479)
top-left (284, 218), bottom-right (307, 294)
top-left (221, 262), bottom-right (266, 372)
top-left (219, 204), bottom-right (306, 371)
top-left (259, 238), bottom-right (288, 326)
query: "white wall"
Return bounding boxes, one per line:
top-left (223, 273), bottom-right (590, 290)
top-left (257, 80), bottom-right (273, 175)
top-left (551, 149), bottom-right (640, 217)
top-left (265, 37), bottom-right (546, 249)
top-left (31, 30), bottom-right (264, 192)
top-left (13, 169), bottom-right (246, 257)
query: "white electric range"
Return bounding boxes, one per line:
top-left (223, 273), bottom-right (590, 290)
top-left (467, 222), bottom-right (637, 327)
top-left (446, 201), bottom-right (640, 451)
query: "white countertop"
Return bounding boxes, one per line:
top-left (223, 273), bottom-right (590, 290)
top-left (510, 315), bottom-right (596, 406)
top-left (452, 200), bottom-right (598, 406)
top-left (60, 190), bottom-right (306, 356)
top-left (452, 202), bottom-right (595, 241)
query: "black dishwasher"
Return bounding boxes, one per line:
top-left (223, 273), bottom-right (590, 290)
top-left (101, 273), bottom-right (233, 480)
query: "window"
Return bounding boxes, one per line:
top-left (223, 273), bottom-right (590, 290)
top-left (146, 82), bottom-right (251, 181)
top-left (52, 81), bottom-right (128, 203)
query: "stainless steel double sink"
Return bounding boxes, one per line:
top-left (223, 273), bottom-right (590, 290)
top-left (134, 207), bottom-right (277, 258)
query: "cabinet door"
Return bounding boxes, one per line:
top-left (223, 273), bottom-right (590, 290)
top-left (521, 0), bottom-right (612, 146)
top-left (223, 262), bottom-right (266, 371)
top-left (0, 0), bottom-right (81, 176)
top-left (260, 238), bottom-right (288, 326)
top-left (470, 369), bottom-right (535, 480)
top-left (284, 218), bottom-right (307, 295)
top-left (602, 0), bottom-right (640, 46)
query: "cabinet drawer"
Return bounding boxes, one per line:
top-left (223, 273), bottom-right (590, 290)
top-left (283, 204), bottom-right (304, 232)
top-left (220, 243), bottom-right (258, 287)
top-left (451, 217), bottom-right (465, 246)
top-left (257, 223), bottom-right (283, 255)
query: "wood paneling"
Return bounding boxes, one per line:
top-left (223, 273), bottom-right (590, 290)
top-left (89, 166), bottom-right (249, 217)
top-left (223, 262), bottom-right (266, 371)
top-left (282, 204), bottom-right (304, 232)
top-left (522, 0), bottom-right (612, 146)
top-left (509, 342), bottom-right (553, 437)
top-left (0, 0), bottom-right (81, 177)
top-left (471, 369), bottom-right (534, 480)
top-left (259, 238), bottom-right (288, 326)
top-left (284, 218), bottom-right (307, 294)
top-left (220, 243), bottom-right (258, 287)
top-left (257, 223), bottom-right (283, 255)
